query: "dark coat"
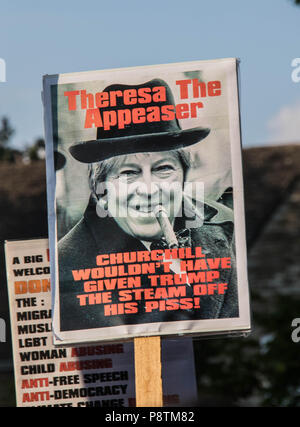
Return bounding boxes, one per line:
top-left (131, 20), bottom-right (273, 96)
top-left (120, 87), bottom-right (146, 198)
top-left (58, 197), bottom-right (238, 331)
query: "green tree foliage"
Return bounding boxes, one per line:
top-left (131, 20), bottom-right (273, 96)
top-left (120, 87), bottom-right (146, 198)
top-left (0, 117), bottom-right (14, 147)
top-left (0, 117), bottom-right (15, 161)
top-left (26, 138), bottom-right (45, 161)
top-left (193, 292), bottom-right (300, 406)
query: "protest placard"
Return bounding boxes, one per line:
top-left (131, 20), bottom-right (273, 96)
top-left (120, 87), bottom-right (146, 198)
top-left (5, 238), bottom-right (198, 407)
top-left (42, 59), bottom-right (250, 344)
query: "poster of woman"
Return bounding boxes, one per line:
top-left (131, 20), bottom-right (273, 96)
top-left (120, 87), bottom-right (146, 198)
top-left (43, 58), bottom-right (250, 344)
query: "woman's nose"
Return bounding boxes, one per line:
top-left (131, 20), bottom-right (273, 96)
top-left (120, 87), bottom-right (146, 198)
top-left (136, 170), bottom-right (159, 197)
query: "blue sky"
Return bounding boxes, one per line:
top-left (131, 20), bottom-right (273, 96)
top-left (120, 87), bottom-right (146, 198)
top-left (0, 0), bottom-right (300, 149)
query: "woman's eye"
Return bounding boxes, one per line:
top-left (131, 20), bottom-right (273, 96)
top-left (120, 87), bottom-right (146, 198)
top-left (153, 165), bottom-right (174, 173)
top-left (119, 170), bottom-right (139, 178)
top-left (121, 170), bottom-right (137, 175)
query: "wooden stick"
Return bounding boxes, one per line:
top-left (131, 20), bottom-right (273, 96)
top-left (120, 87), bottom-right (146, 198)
top-left (134, 336), bottom-right (163, 407)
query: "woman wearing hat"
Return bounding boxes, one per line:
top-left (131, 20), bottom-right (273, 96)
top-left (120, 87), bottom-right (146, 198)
top-left (58, 79), bottom-right (238, 331)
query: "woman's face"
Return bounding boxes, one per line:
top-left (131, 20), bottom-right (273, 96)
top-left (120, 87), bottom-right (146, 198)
top-left (97, 152), bottom-right (184, 241)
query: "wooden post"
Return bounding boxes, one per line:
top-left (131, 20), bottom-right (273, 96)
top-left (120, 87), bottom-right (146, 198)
top-left (134, 336), bottom-right (163, 407)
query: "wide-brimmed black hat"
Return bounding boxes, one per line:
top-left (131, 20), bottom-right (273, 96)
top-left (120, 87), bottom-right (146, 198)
top-left (69, 78), bottom-right (210, 163)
